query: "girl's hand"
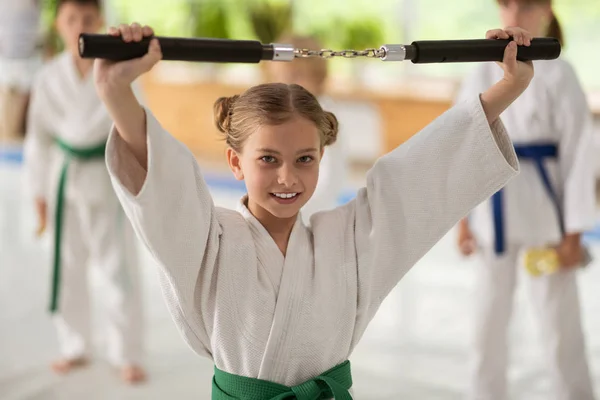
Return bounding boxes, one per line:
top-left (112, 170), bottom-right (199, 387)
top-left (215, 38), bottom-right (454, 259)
top-left (487, 27), bottom-right (534, 89)
top-left (94, 23), bottom-right (162, 97)
top-left (480, 27), bottom-right (535, 124)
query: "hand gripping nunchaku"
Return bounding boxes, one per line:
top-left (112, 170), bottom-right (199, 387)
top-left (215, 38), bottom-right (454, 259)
top-left (78, 33), bottom-right (561, 64)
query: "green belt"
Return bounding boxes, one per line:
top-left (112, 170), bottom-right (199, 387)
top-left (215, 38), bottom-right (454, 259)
top-left (49, 137), bottom-right (107, 313)
top-left (212, 360), bottom-right (353, 400)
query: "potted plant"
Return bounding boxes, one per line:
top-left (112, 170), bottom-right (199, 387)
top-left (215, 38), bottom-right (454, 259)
top-left (248, 1), bottom-right (293, 44)
top-left (247, 1), bottom-right (293, 81)
top-left (185, 0), bottom-right (232, 80)
top-left (337, 18), bottom-right (385, 83)
top-left (189, 0), bottom-right (231, 40)
top-left (306, 16), bottom-right (385, 84)
top-left (41, 0), bottom-right (64, 59)
top-left (338, 19), bottom-right (384, 53)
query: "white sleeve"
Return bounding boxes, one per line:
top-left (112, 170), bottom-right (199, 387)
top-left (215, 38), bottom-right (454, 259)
top-left (105, 108), bottom-right (222, 359)
top-left (554, 63), bottom-right (597, 234)
top-left (351, 95), bottom-right (519, 327)
top-left (23, 76), bottom-right (53, 200)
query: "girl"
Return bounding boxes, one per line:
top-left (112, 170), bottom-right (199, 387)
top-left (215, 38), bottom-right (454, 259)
top-left (267, 35), bottom-right (349, 223)
top-left (95, 23), bottom-right (531, 398)
top-left (456, 1), bottom-right (596, 399)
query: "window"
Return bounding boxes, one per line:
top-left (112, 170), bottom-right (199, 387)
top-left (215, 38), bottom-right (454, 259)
top-left (401, 0), bottom-right (600, 90)
top-left (108, 0), bottom-right (600, 91)
top-left (552, 0), bottom-right (600, 89)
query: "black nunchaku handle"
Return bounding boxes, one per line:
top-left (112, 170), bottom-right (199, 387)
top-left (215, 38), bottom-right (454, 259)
top-left (79, 33), bottom-right (561, 64)
top-left (407, 37), bottom-right (560, 63)
top-left (79, 33), bottom-right (272, 63)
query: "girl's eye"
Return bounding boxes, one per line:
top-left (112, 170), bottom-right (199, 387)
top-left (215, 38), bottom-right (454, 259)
top-left (298, 156), bottom-right (313, 163)
top-left (261, 156), bottom-right (277, 163)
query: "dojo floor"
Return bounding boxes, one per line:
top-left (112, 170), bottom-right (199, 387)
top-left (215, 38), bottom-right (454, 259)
top-left (2, 150), bottom-right (600, 400)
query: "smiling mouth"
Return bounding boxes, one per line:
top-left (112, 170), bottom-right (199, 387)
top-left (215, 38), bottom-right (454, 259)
top-left (271, 192), bottom-right (298, 199)
top-left (270, 192), bottom-right (301, 203)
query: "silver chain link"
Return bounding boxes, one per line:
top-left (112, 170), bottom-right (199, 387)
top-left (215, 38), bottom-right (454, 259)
top-left (294, 48), bottom-right (385, 59)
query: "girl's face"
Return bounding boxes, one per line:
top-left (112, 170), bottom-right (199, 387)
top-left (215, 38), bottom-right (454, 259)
top-left (498, 0), bottom-right (552, 36)
top-left (227, 115), bottom-right (323, 221)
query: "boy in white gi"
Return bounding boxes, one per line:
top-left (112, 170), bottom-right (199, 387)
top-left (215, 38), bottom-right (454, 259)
top-left (23, 0), bottom-right (146, 384)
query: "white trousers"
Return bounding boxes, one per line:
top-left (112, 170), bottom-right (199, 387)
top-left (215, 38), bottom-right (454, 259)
top-left (51, 195), bottom-right (143, 366)
top-left (469, 243), bottom-right (595, 400)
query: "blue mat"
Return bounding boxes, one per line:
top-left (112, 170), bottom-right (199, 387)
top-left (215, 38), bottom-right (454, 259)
top-left (0, 147), bottom-right (23, 164)
top-left (202, 173), bottom-right (247, 193)
top-left (584, 223), bottom-right (600, 243)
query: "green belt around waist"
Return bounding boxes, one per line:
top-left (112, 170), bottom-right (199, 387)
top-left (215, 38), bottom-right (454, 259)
top-left (49, 137), bottom-right (107, 313)
top-left (212, 360), bottom-right (353, 400)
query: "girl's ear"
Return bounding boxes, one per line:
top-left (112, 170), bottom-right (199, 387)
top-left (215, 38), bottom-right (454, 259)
top-left (226, 148), bottom-right (244, 180)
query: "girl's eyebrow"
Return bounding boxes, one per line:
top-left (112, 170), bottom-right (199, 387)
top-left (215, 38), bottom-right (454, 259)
top-left (296, 148), bottom-right (319, 154)
top-left (256, 148), bottom-right (318, 155)
top-left (256, 148), bottom-right (280, 155)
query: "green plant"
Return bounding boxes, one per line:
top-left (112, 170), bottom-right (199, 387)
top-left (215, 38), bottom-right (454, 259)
top-left (305, 17), bottom-right (385, 52)
top-left (338, 18), bottom-right (385, 50)
top-left (41, 0), bottom-right (65, 56)
top-left (248, 2), bottom-right (293, 44)
top-left (189, 0), bottom-right (231, 39)
top-left (41, 0), bottom-right (58, 27)
top-left (304, 25), bottom-right (333, 49)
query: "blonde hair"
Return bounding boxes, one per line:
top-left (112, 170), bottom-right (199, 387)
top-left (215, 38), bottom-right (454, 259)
top-left (214, 83), bottom-right (338, 152)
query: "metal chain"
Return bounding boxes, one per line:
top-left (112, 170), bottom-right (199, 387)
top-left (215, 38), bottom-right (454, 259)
top-left (294, 48), bottom-right (385, 59)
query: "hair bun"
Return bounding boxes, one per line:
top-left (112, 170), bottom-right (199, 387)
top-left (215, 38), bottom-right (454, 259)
top-left (322, 111), bottom-right (339, 146)
top-left (213, 95), bottom-right (239, 134)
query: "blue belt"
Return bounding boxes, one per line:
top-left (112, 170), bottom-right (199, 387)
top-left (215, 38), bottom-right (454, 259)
top-left (492, 143), bottom-right (564, 254)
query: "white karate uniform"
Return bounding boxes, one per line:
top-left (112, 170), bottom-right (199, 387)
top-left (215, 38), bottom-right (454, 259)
top-left (301, 96), bottom-right (349, 222)
top-left (23, 52), bottom-right (144, 366)
top-left (456, 59), bottom-right (596, 400)
top-left (105, 93), bottom-right (518, 395)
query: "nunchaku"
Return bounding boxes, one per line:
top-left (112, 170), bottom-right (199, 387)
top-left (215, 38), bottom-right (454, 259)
top-left (79, 33), bottom-right (561, 64)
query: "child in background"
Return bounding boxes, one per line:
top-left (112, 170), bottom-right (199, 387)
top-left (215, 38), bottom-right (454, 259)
top-left (456, 1), bottom-right (596, 399)
top-left (23, 0), bottom-right (146, 384)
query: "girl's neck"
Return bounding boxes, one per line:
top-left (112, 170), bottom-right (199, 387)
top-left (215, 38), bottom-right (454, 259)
top-left (247, 199), bottom-right (297, 256)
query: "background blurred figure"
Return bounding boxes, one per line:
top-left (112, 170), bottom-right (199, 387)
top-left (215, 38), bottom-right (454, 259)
top-left (268, 35), bottom-right (350, 223)
top-left (456, 1), bottom-right (597, 399)
top-left (0, 0), bottom-right (43, 144)
top-left (23, 0), bottom-right (146, 384)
